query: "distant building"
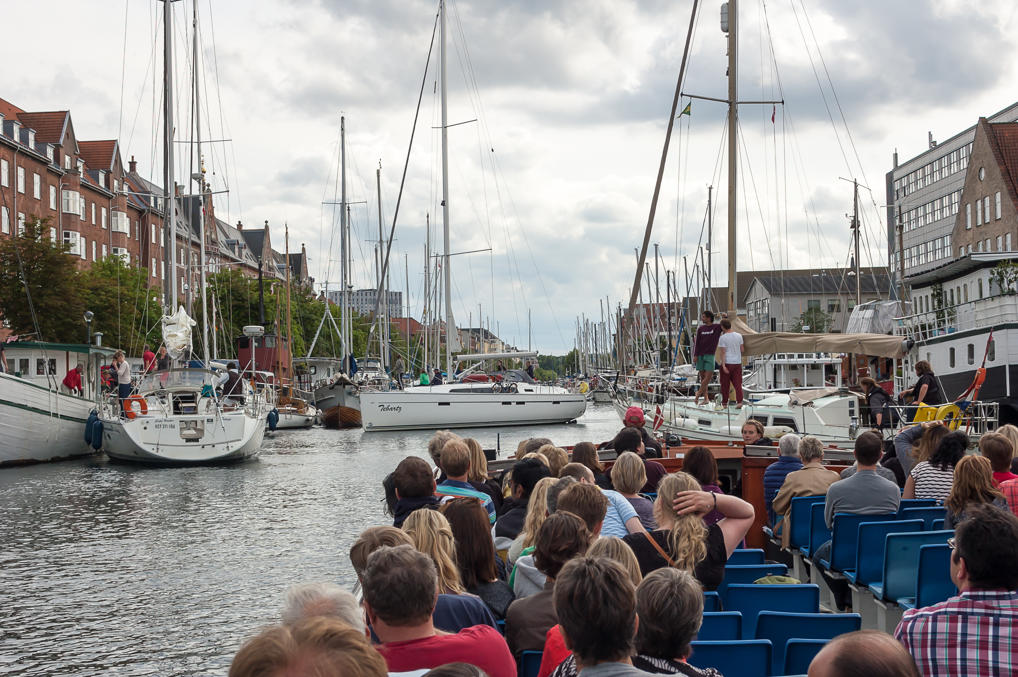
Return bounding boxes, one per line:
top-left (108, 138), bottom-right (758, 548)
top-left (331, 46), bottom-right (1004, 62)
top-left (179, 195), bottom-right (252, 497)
top-left (885, 101), bottom-right (1018, 284)
top-left (328, 288), bottom-right (401, 318)
top-left (458, 327), bottom-right (505, 354)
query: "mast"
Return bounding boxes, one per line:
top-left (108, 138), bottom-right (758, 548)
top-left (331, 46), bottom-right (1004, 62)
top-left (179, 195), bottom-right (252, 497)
top-left (193, 1), bottom-right (209, 367)
top-left (726, 0), bottom-right (738, 314)
top-left (162, 0), bottom-right (177, 311)
top-left (706, 184), bottom-right (713, 309)
top-left (285, 225), bottom-right (293, 382)
top-left (340, 116), bottom-right (349, 373)
top-left (376, 163), bottom-right (387, 371)
top-left (440, 0), bottom-right (453, 378)
top-left (852, 178), bottom-right (861, 305)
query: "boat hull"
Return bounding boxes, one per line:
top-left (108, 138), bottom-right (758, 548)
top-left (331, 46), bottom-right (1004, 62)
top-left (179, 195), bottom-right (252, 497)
top-left (273, 407), bottom-right (318, 429)
top-left (360, 388), bottom-right (587, 431)
top-left (101, 411), bottom-right (265, 464)
top-left (315, 384), bottom-right (361, 429)
top-left (0, 373), bottom-right (96, 465)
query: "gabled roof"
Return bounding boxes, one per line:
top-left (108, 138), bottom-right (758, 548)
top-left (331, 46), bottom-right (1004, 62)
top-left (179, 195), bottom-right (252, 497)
top-left (0, 97), bottom-right (24, 119)
top-left (749, 269), bottom-right (890, 296)
top-left (16, 111), bottom-right (69, 145)
top-left (984, 120), bottom-right (1018, 210)
top-left (391, 317), bottom-right (424, 335)
top-left (239, 227), bottom-right (267, 258)
top-left (78, 139), bottom-right (118, 172)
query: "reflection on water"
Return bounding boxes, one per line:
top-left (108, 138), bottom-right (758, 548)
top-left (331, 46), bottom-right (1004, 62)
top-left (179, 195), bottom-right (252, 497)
top-left (0, 404), bottom-right (622, 676)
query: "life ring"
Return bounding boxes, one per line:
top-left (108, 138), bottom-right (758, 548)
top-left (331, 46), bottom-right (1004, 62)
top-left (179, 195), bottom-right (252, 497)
top-left (935, 403), bottom-right (963, 430)
top-left (913, 404), bottom-right (938, 423)
top-left (124, 396), bottom-right (148, 419)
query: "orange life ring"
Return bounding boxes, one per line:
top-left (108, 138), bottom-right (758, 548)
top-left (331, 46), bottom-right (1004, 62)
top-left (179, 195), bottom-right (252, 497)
top-left (125, 395), bottom-right (148, 419)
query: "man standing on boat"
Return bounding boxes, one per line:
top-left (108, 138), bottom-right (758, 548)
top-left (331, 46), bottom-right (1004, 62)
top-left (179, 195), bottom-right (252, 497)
top-left (393, 355), bottom-right (406, 390)
top-left (114, 350), bottom-right (132, 413)
top-left (717, 319), bottom-right (744, 408)
top-left (142, 344), bottom-right (156, 374)
top-left (693, 311), bottom-right (723, 406)
top-left (62, 364), bottom-right (84, 396)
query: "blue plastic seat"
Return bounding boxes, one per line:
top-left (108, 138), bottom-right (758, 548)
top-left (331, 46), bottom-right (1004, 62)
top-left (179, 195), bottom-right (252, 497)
top-left (703, 591), bottom-right (721, 612)
top-left (715, 564), bottom-right (789, 604)
top-left (868, 530), bottom-right (953, 601)
top-left (496, 619), bottom-right (506, 635)
top-left (900, 506), bottom-right (947, 529)
top-left (819, 513), bottom-right (896, 572)
top-left (725, 584), bottom-right (819, 638)
top-left (798, 503), bottom-right (832, 559)
top-left (728, 548), bottom-right (765, 565)
top-left (931, 518), bottom-right (945, 531)
top-left (689, 640), bottom-right (771, 677)
top-left (784, 638), bottom-right (830, 675)
top-left (696, 611), bottom-right (742, 641)
top-left (843, 519), bottom-right (923, 585)
top-left (755, 611), bottom-right (861, 676)
top-left (896, 498), bottom-right (937, 516)
top-left (787, 495), bottom-right (827, 552)
top-left (897, 543), bottom-right (957, 610)
top-left (519, 650), bottom-right (542, 677)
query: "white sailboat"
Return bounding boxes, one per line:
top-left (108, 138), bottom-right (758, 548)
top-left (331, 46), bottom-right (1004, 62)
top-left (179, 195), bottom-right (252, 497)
top-left (362, 2), bottom-right (586, 432)
top-left (97, 0), bottom-right (268, 464)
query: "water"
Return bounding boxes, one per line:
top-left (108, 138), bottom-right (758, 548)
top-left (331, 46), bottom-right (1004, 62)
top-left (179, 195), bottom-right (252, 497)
top-left (0, 404), bottom-right (622, 676)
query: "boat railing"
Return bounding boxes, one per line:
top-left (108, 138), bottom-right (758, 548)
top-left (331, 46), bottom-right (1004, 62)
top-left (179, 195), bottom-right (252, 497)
top-left (894, 293), bottom-right (1018, 343)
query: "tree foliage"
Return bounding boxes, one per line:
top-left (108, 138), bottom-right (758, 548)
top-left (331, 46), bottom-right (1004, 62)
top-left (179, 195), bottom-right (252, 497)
top-left (792, 307), bottom-right (832, 333)
top-left (0, 217), bottom-right (85, 343)
top-left (79, 256), bottom-right (162, 354)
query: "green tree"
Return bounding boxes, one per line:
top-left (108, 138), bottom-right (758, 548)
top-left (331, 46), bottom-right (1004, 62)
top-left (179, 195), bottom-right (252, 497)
top-left (0, 217), bottom-right (85, 343)
top-left (990, 260), bottom-right (1018, 295)
top-left (792, 307), bottom-right (832, 333)
top-left (79, 256), bottom-right (162, 354)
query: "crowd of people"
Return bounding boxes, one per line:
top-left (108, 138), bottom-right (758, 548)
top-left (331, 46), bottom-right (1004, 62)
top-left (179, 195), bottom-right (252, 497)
top-left (226, 420), bottom-right (1018, 677)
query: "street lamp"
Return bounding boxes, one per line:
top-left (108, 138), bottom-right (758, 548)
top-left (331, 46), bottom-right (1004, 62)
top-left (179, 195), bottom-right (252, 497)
top-left (83, 310), bottom-right (94, 346)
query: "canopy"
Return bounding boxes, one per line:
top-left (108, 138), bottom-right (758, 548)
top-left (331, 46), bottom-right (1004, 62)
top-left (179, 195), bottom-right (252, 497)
top-left (729, 314), bottom-right (905, 358)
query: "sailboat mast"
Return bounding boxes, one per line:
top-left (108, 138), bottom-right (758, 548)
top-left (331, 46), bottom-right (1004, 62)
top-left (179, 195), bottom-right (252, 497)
top-left (726, 0), bottom-right (738, 314)
top-left (376, 164), bottom-right (387, 371)
top-left (285, 225), bottom-right (293, 382)
top-left (440, 0), bottom-right (453, 378)
top-left (163, 0), bottom-right (177, 311)
top-left (193, 1), bottom-right (210, 367)
top-left (340, 116), bottom-right (349, 373)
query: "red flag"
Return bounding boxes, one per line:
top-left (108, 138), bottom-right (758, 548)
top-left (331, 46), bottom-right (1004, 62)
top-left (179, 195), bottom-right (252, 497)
top-left (771, 105), bottom-right (776, 123)
top-left (653, 405), bottom-right (664, 432)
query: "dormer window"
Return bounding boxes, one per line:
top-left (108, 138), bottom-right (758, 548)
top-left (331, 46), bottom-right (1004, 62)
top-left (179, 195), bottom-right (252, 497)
top-left (97, 171), bottom-right (106, 188)
top-left (64, 154), bottom-right (71, 170)
top-left (9, 120), bottom-right (20, 140)
top-left (27, 129), bottom-right (35, 146)
top-left (77, 160), bottom-right (84, 176)
top-left (114, 179), bottom-right (119, 194)
top-left (46, 145), bottom-right (54, 163)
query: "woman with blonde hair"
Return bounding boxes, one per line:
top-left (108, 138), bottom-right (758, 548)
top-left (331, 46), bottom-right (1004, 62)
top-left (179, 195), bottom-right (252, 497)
top-left (623, 471), bottom-right (754, 589)
top-left (537, 444), bottom-right (569, 477)
top-left (464, 437), bottom-right (502, 511)
top-left (508, 476), bottom-right (556, 563)
top-left (588, 536), bottom-right (643, 586)
top-left (944, 455), bottom-right (1007, 528)
top-left (611, 452), bottom-right (655, 529)
top-left (401, 508), bottom-right (464, 594)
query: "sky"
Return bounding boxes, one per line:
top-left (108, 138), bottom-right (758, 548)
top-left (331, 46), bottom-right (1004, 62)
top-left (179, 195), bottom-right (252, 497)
top-left (4, 0), bottom-right (1017, 353)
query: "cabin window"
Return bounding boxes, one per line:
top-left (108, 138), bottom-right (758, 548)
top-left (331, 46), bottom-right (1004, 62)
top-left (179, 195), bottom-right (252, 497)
top-left (36, 358), bottom-right (56, 375)
top-left (18, 358), bottom-right (29, 375)
top-left (237, 337), bottom-right (250, 349)
top-left (949, 348), bottom-right (956, 368)
top-left (968, 344), bottom-right (975, 365)
top-left (772, 416), bottom-right (798, 431)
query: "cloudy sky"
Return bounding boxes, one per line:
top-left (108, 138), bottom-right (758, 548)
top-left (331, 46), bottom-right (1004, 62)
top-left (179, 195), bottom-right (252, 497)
top-left (4, 0), bottom-right (1017, 353)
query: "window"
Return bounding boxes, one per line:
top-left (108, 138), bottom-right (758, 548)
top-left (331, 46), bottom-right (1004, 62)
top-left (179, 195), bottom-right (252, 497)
top-left (828, 300), bottom-right (841, 313)
top-left (32, 172), bottom-right (40, 199)
top-left (949, 288), bottom-right (955, 305)
top-left (976, 199), bottom-right (983, 226)
top-left (984, 195), bottom-right (991, 221)
top-left (111, 210), bottom-right (129, 234)
top-left (1008, 233), bottom-right (1013, 250)
top-left (91, 203), bottom-right (96, 224)
top-left (151, 223), bottom-right (156, 244)
top-left (112, 247), bottom-right (130, 265)
top-left (968, 344), bottom-right (975, 365)
top-left (0, 206), bottom-right (7, 234)
top-left (963, 284), bottom-right (969, 303)
top-left (64, 154), bottom-right (71, 170)
top-left (49, 227), bottom-right (56, 244)
top-left (91, 240), bottom-right (96, 261)
top-left (17, 166), bottom-right (25, 193)
top-left (114, 179), bottom-right (119, 194)
top-left (160, 260), bottom-right (164, 278)
top-left (78, 197), bottom-right (85, 221)
top-left (978, 279), bottom-right (984, 299)
top-left (63, 231), bottom-right (83, 256)
top-left (977, 240), bottom-right (983, 253)
top-left (996, 191), bottom-right (1002, 220)
top-left (985, 238), bottom-right (991, 252)
top-left (49, 185), bottom-right (56, 210)
top-left (151, 257), bottom-right (157, 278)
top-left (101, 244), bottom-right (107, 259)
top-left (949, 347), bottom-right (956, 368)
top-left (0, 158), bottom-right (7, 186)
top-left (101, 207), bottom-right (107, 229)
top-left (965, 203), bottom-right (971, 229)
top-left (17, 213), bottom-right (24, 236)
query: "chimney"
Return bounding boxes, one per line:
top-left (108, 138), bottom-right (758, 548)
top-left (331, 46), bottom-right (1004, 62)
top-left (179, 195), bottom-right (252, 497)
top-left (928, 131), bottom-right (937, 149)
top-left (892, 149), bottom-right (898, 169)
top-left (236, 220), bottom-right (243, 231)
top-left (129, 155), bottom-right (137, 173)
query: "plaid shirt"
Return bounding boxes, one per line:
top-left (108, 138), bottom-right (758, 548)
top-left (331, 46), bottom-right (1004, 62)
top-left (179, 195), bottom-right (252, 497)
top-left (895, 589), bottom-right (1018, 676)
top-left (1001, 479), bottom-right (1018, 517)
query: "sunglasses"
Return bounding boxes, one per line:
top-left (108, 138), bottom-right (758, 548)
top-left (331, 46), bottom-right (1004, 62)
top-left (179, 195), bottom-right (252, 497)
top-left (948, 537), bottom-right (956, 551)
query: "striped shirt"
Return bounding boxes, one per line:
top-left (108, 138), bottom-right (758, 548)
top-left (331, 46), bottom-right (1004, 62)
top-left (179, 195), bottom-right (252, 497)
top-left (1001, 479), bottom-right (1018, 517)
top-left (895, 589), bottom-right (1018, 677)
top-left (910, 461), bottom-right (955, 502)
top-left (435, 480), bottom-right (496, 523)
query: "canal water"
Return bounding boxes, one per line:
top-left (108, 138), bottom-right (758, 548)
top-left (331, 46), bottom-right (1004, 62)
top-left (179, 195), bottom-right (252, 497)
top-left (0, 403), bottom-right (622, 676)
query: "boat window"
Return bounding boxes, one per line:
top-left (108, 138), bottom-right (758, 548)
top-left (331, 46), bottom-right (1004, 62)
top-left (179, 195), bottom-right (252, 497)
top-left (772, 417), bottom-right (799, 431)
top-left (751, 416), bottom-right (768, 426)
top-left (949, 348), bottom-right (955, 368)
top-left (19, 358), bottom-right (29, 375)
top-left (449, 387), bottom-right (493, 394)
top-left (967, 344), bottom-right (975, 365)
top-left (237, 337), bottom-right (250, 349)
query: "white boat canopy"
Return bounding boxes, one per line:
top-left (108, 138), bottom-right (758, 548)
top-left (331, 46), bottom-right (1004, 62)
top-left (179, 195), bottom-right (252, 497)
top-left (454, 351), bottom-right (538, 361)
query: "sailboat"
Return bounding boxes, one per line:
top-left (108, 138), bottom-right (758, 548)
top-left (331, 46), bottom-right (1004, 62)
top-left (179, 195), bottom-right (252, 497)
top-left (97, 0), bottom-right (269, 463)
top-left (360, 0), bottom-right (586, 432)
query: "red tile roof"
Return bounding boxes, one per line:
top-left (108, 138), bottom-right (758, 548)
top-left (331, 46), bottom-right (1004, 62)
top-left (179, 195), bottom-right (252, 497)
top-left (984, 120), bottom-right (1018, 211)
top-left (0, 97), bottom-right (24, 119)
top-left (78, 139), bottom-right (118, 171)
top-left (16, 111), bottom-right (69, 144)
top-left (391, 317), bottom-right (424, 336)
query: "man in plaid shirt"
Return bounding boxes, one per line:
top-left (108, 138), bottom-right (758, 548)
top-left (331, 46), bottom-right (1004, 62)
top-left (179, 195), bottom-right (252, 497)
top-left (895, 504), bottom-right (1018, 676)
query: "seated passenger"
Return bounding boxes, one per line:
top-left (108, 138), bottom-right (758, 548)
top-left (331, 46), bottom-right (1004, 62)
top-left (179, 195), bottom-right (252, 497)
top-left (740, 420), bottom-right (773, 447)
top-left (762, 433), bottom-right (802, 525)
top-left (904, 430), bottom-right (966, 502)
top-left (605, 427), bottom-right (667, 493)
top-left (280, 582), bottom-right (364, 632)
top-left (494, 458), bottom-right (551, 542)
top-left (943, 455), bottom-right (1008, 529)
top-left (364, 545), bottom-right (514, 677)
top-left (402, 509), bottom-right (466, 595)
top-left (508, 477), bottom-right (556, 564)
top-left (570, 441), bottom-right (611, 489)
top-left (979, 432), bottom-right (1018, 485)
top-left (809, 630), bottom-right (918, 677)
top-left (771, 435), bottom-right (840, 548)
top-left (600, 406), bottom-right (663, 457)
top-left (610, 453), bottom-right (657, 530)
top-left (386, 456), bottom-right (439, 528)
top-left (441, 498), bottom-right (515, 620)
top-left (435, 440), bottom-right (496, 524)
top-left (557, 469), bottom-right (646, 538)
top-left (623, 472), bottom-right (754, 589)
top-left (682, 446), bottom-right (726, 527)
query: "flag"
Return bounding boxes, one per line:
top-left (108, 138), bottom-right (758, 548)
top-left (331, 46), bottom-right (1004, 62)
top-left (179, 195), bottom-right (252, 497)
top-left (680, 102), bottom-right (691, 117)
top-left (653, 405), bottom-right (664, 432)
top-left (771, 105), bottom-right (776, 123)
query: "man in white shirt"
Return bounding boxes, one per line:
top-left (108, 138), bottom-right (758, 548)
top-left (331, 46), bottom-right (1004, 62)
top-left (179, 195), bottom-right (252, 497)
top-left (717, 318), bottom-right (744, 408)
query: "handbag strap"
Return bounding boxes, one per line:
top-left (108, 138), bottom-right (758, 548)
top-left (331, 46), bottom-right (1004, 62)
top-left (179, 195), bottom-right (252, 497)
top-left (642, 530), bottom-right (675, 568)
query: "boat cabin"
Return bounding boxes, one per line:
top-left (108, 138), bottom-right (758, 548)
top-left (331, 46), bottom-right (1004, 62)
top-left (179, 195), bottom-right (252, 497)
top-left (236, 332), bottom-right (291, 380)
top-left (2, 341), bottom-right (116, 398)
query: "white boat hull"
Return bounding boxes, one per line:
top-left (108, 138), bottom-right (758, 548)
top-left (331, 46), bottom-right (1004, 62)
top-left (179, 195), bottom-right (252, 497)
top-left (101, 409), bottom-right (266, 464)
top-left (0, 373), bottom-right (96, 465)
top-left (360, 385), bottom-right (587, 431)
top-left (273, 407), bottom-right (318, 429)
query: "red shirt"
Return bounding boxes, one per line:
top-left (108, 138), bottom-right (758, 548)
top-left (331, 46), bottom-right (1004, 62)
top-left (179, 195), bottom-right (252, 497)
top-left (1001, 479), bottom-right (1018, 517)
top-left (993, 471), bottom-right (1018, 486)
top-left (377, 625), bottom-right (515, 677)
top-left (538, 625), bottom-right (570, 677)
top-left (62, 369), bottom-right (82, 392)
top-left (143, 350), bottom-right (157, 372)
